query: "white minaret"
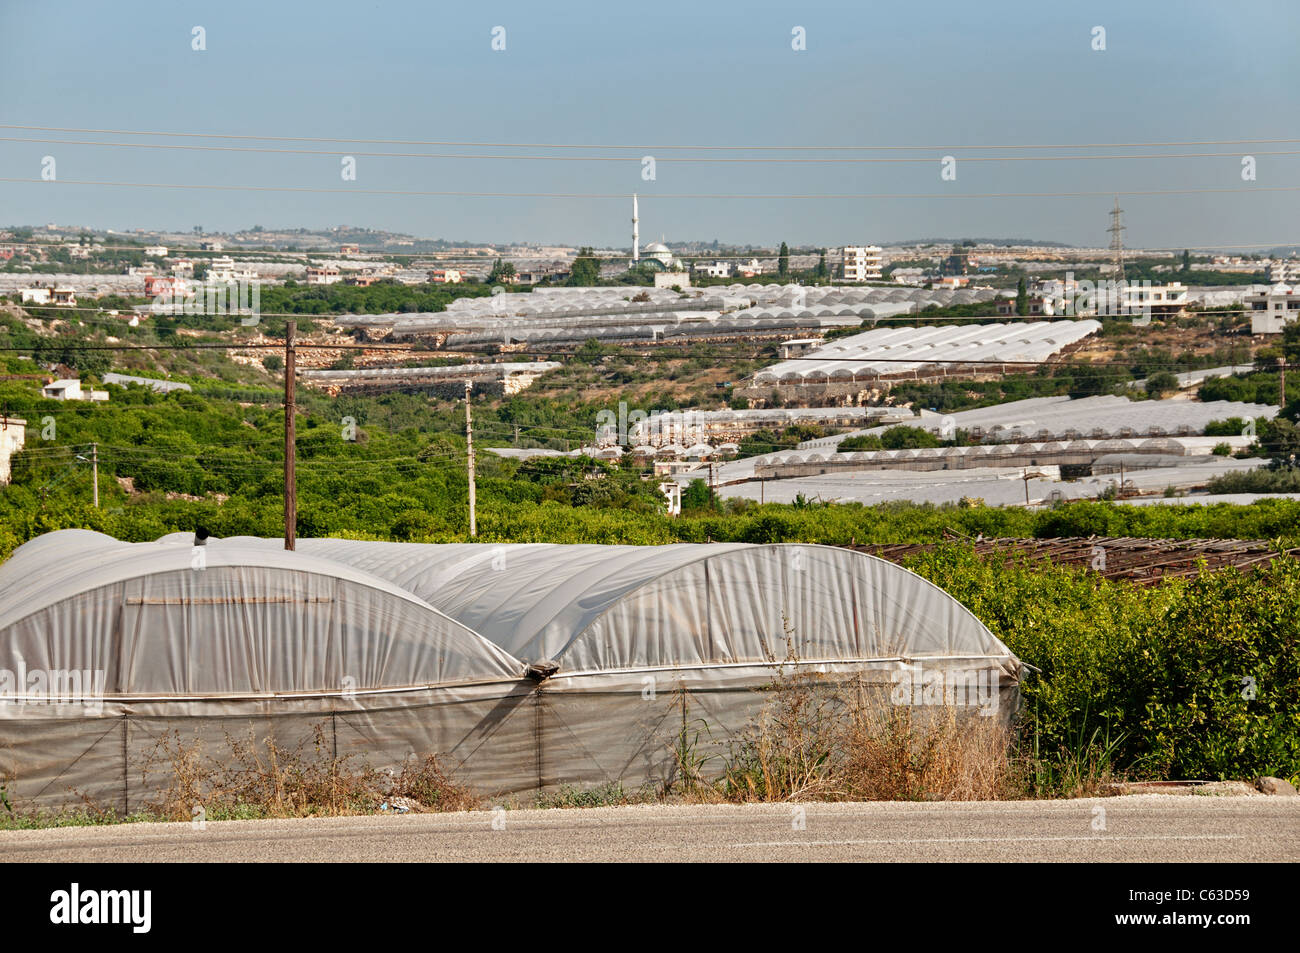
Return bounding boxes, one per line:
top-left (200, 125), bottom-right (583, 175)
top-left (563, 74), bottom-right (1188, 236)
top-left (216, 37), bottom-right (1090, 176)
top-left (631, 193), bottom-right (639, 264)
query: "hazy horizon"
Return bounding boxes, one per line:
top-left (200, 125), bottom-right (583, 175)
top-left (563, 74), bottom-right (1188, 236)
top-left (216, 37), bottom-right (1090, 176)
top-left (3, 0), bottom-right (1297, 250)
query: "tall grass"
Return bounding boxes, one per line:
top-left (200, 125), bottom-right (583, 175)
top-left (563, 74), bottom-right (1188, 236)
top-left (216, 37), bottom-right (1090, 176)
top-left (674, 673), bottom-right (1019, 803)
top-left (135, 724), bottom-right (477, 821)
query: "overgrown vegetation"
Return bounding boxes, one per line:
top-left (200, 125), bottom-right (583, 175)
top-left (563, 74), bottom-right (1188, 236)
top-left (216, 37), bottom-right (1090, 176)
top-left (907, 546), bottom-right (1300, 786)
top-left (0, 725), bottom-right (477, 829)
top-left (698, 681), bottom-right (1016, 803)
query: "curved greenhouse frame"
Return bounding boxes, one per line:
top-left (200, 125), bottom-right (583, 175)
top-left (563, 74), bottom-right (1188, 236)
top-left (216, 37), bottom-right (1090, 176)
top-left (0, 532), bottom-right (1022, 809)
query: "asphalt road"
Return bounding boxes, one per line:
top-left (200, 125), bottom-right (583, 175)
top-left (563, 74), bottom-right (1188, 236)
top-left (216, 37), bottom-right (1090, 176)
top-left (2, 795), bottom-right (1295, 862)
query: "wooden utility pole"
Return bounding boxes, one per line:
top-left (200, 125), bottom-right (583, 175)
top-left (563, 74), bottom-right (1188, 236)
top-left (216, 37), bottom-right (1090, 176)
top-left (1280, 357), bottom-right (1287, 407)
top-left (284, 320), bottom-right (297, 551)
top-left (91, 442), bottom-right (98, 508)
top-left (465, 380), bottom-right (477, 538)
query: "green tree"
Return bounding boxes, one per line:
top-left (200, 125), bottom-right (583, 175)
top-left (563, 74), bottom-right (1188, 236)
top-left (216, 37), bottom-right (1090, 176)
top-left (1145, 371), bottom-right (1179, 398)
top-left (778, 242), bottom-right (789, 278)
top-left (567, 247), bottom-right (601, 287)
top-left (1015, 277), bottom-right (1028, 316)
top-left (487, 258), bottom-right (517, 284)
top-left (879, 426), bottom-right (941, 449)
top-left (681, 478), bottom-right (716, 512)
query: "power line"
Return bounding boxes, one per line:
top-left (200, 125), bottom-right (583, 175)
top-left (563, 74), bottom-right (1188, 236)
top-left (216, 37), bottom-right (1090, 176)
top-left (5, 177), bottom-right (1299, 200)
top-left (6, 135), bottom-right (1300, 164)
top-left (3, 122), bottom-right (1298, 151)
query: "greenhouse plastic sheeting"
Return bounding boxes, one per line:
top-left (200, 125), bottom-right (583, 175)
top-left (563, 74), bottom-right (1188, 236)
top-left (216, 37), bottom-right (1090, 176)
top-left (0, 532), bottom-right (1022, 810)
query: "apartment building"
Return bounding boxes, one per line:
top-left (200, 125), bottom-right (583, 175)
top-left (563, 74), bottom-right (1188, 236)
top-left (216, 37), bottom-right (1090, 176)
top-left (841, 245), bottom-right (883, 282)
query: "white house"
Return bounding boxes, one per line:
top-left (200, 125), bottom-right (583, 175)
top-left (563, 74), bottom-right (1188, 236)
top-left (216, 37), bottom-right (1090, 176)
top-left (207, 256), bottom-right (257, 281)
top-left (42, 379), bottom-right (109, 402)
top-left (144, 245), bottom-right (168, 257)
top-left (996, 294), bottom-right (1056, 317)
top-left (1091, 281), bottom-right (1188, 316)
top-left (20, 287), bottom-right (77, 306)
top-left (1247, 283), bottom-right (1300, 334)
top-left (305, 265), bottom-right (341, 285)
top-left (692, 260), bottom-right (733, 279)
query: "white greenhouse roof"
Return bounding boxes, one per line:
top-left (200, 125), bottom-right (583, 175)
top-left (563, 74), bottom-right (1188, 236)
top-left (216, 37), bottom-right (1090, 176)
top-left (717, 457), bottom-right (1267, 508)
top-left (224, 539), bottom-right (1014, 673)
top-left (753, 321), bottom-right (1102, 384)
top-left (0, 530), bottom-right (521, 695)
top-left (800, 394), bottom-right (1278, 448)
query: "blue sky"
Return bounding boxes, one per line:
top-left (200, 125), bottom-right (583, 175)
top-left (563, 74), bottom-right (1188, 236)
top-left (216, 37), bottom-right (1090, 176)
top-left (2, 0), bottom-right (1297, 249)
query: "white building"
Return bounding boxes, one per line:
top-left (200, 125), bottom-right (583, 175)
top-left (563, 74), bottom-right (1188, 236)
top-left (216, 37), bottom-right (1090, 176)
top-left (206, 256), bottom-right (256, 281)
top-left (1091, 281), bottom-right (1188, 316)
top-left (1037, 277), bottom-right (1082, 299)
top-left (144, 245), bottom-right (168, 257)
top-left (305, 265), bottom-right (342, 285)
top-left (996, 294), bottom-right (1057, 317)
top-left (20, 287), bottom-right (77, 306)
top-left (692, 260), bottom-right (733, 279)
top-left (777, 337), bottom-right (824, 359)
top-left (0, 415), bottom-right (25, 485)
top-left (842, 246), bottom-right (883, 282)
top-left (42, 379), bottom-right (109, 402)
top-left (1270, 259), bottom-right (1298, 285)
top-left (1247, 283), bottom-right (1300, 334)
top-left (207, 256), bottom-right (235, 278)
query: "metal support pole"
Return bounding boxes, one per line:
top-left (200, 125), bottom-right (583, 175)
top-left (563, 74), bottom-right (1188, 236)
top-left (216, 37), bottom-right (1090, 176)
top-left (284, 320), bottom-right (296, 551)
top-left (465, 380), bottom-right (477, 538)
